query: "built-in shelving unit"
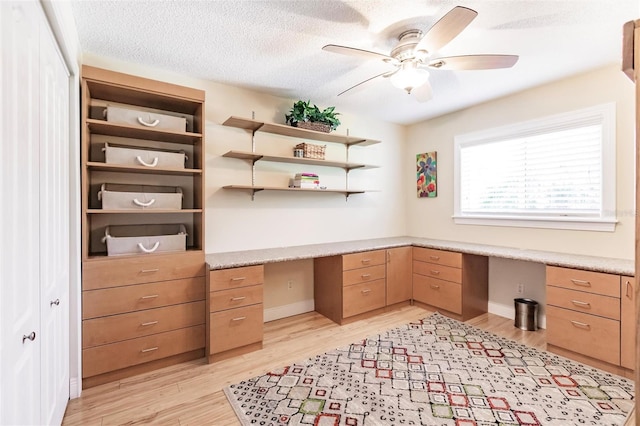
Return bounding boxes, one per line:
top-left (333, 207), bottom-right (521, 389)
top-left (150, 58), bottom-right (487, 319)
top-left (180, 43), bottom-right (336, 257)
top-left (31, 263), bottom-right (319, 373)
top-left (222, 116), bottom-right (381, 199)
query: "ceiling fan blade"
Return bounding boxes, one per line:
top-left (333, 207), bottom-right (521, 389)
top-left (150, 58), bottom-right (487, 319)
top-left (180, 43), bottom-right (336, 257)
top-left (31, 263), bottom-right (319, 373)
top-left (323, 44), bottom-right (398, 64)
top-left (429, 55), bottom-right (519, 70)
top-left (412, 81), bottom-right (433, 102)
top-left (337, 70), bottom-right (395, 96)
top-left (416, 6), bottom-right (478, 53)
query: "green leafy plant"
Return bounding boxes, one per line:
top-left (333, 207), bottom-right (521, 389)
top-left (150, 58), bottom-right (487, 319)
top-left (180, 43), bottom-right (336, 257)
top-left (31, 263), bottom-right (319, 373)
top-left (285, 100), bottom-right (341, 131)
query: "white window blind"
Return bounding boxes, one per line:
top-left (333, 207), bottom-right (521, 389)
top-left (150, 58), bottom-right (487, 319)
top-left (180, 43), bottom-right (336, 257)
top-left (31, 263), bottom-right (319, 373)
top-left (454, 103), bottom-right (616, 231)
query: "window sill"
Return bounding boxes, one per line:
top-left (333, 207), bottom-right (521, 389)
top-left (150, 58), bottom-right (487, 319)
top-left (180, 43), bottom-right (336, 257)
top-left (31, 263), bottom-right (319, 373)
top-left (452, 215), bottom-right (617, 232)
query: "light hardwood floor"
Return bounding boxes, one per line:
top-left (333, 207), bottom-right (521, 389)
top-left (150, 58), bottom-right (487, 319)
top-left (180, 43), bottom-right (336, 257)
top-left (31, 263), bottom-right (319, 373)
top-left (62, 305), bottom-right (633, 425)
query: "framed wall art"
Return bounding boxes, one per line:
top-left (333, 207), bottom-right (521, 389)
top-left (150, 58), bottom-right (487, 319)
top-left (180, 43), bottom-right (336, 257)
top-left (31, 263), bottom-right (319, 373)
top-left (417, 151), bottom-right (437, 198)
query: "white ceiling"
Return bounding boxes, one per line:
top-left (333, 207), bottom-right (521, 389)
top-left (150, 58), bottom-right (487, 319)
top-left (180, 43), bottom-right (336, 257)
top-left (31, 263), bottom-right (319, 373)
top-left (69, 0), bottom-right (639, 125)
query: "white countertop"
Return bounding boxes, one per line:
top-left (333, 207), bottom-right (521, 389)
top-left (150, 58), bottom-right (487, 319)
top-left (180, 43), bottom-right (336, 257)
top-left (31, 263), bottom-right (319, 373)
top-left (205, 237), bottom-right (634, 276)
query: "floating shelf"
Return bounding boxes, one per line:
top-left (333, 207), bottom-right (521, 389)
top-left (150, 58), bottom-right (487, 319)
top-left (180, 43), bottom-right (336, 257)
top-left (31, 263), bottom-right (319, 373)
top-left (86, 119), bottom-right (203, 144)
top-left (223, 185), bottom-right (366, 198)
top-left (222, 116), bottom-right (380, 146)
top-left (86, 209), bottom-right (203, 214)
top-left (222, 150), bottom-right (378, 171)
top-left (87, 161), bottom-right (202, 176)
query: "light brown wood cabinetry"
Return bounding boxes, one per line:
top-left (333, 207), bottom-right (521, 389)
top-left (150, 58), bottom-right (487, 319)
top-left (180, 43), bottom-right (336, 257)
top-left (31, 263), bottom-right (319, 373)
top-left (546, 266), bottom-right (633, 372)
top-left (80, 66), bottom-right (206, 388)
top-left (207, 265), bottom-right (264, 362)
top-left (412, 247), bottom-right (488, 321)
top-left (386, 246), bottom-right (412, 305)
top-left (621, 275), bottom-right (636, 370)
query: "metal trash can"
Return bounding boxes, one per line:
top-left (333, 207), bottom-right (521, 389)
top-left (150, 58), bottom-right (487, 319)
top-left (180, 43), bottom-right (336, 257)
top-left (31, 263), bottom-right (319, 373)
top-left (514, 298), bottom-right (538, 331)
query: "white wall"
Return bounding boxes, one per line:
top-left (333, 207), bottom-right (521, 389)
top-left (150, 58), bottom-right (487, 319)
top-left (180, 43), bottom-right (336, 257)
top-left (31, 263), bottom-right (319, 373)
top-left (406, 65), bottom-right (635, 260)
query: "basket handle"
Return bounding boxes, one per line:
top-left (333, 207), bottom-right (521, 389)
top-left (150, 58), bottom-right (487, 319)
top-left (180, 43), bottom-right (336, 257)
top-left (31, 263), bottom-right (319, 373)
top-left (133, 198), bottom-right (156, 208)
top-left (138, 241), bottom-right (160, 253)
top-left (137, 117), bottom-right (160, 127)
top-left (136, 156), bottom-right (159, 167)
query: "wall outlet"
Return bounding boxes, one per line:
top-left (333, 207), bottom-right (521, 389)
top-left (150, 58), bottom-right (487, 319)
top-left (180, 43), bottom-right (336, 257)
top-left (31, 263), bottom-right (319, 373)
top-left (287, 280), bottom-right (293, 290)
top-left (517, 283), bottom-right (525, 294)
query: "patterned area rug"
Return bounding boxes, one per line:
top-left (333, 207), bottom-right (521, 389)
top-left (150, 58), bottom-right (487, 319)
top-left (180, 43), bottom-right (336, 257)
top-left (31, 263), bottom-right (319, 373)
top-left (224, 312), bottom-right (634, 425)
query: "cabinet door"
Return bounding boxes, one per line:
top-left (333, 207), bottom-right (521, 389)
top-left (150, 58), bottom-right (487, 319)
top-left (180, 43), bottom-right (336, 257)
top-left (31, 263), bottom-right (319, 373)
top-left (386, 247), bottom-right (412, 305)
top-left (621, 275), bottom-right (636, 370)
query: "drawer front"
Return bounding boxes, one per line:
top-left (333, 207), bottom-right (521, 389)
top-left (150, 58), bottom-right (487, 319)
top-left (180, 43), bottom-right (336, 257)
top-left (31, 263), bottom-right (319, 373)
top-left (546, 266), bottom-right (620, 297)
top-left (210, 285), bottom-right (263, 312)
top-left (210, 304), bottom-right (263, 354)
top-left (342, 279), bottom-right (386, 318)
top-left (82, 301), bottom-right (206, 348)
top-left (82, 277), bottom-right (205, 319)
top-left (546, 306), bottom-right (620, 366)
top-left (209, 265), bottom-right (264, 291)
top-left (547, 286), bottom-right (620, 320)
top-left (83, 251), bottom-right (205, 290)
top-left (413, 260), bottom-right (461, 283)
top-left (342, 250), bottom-right (386, 271)
top-left (413, 274), bottom-right (462, 315)
top-left (82, 324), bottom-right (205, 378)
top-left (413, 247), bottom-right (461, 268)
top-left (342, 264), bottom-right (386, 287)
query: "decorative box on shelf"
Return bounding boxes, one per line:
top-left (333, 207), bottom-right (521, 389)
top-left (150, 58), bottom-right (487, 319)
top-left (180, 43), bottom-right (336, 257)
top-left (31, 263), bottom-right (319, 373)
top-left (294, 143), bottom-right (326, 160)
top-left (293, 121), bottom-right (331, 133)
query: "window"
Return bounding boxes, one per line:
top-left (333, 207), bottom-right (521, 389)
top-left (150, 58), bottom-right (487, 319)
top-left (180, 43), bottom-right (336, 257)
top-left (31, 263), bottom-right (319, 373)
top-left (454, 103), bottom-right (616, 231)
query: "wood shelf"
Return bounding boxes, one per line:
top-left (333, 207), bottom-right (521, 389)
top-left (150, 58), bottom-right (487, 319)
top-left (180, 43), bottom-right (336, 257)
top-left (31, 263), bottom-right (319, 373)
top-left (87, 162), bottom-right (202, 176)
top-left (222, 116), bottom-right (380, 146)
top-left (223, 185), bottom-right (366, 197)
top-left (222, 150), bottom-right (378, 171)
top-left (87, 209), bottom-right (203, 214)
top-left (86, 119), bottom-right (202, 144)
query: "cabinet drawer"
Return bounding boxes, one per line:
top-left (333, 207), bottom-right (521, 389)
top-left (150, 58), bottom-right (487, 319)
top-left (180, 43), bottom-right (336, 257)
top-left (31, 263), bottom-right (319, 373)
top-left (83, 251), bottom-right (205, 290)
top-left (210, 285), bottom-right (263, 312)
top-left (342, 279), bottom-right (385, 318)
top-left (546, 266), bottom-right (620, 297)
top-left (413, 274), bottom-right (462, 315)
top-left (342, 264), bottom-right (386, 287)
top-left (210, 304), bottom-right (263, 354)
top-left (413, 247), bottom-right (461, 268)
top-left (82, 277), bottom-right (205, 319)
top-left (82, 301), bottom-right (205, 348)
top-left (547, 306), bottom-right (620, 366)
top-left (209, 265), bottom-right (264, 291)
top-left (82, 324), bottom-right (205, 378)
top-left (342, 250), bottom-right (386, 271)
top-left (547, 286), bottom-right (620, 320)
top-left (413, 260), bottom-right (461, 283)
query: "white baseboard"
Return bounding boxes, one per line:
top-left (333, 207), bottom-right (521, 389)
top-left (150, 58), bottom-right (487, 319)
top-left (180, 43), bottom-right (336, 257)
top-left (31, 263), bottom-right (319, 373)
top-left (264, 299), bottom-right (315, 322)
top-left (69, 377), bottom-right (80, 399)
top-left (488, 301), bottom-right (546, 330)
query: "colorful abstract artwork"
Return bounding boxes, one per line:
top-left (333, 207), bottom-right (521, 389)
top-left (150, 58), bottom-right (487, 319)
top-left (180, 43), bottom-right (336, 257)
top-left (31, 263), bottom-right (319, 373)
top-left (417, 151), bottom-right (437, 198)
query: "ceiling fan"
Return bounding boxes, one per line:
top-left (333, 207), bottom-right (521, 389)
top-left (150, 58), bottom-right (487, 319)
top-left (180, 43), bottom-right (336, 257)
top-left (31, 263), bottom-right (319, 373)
top-left (322, 6), bottom-right (519, 101)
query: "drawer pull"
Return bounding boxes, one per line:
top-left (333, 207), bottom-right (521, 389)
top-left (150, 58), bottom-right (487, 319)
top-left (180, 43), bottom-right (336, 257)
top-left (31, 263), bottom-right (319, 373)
top-left (140, 294), bottom-right (159, 300)
top-left (570, 320), bottom-right (590, 329)
top-left (571, 300), bottom-right (591, 308)
top-left (230, 296), bottom-right (246, 301)
top-left (626, 280), bottom-right (633, 299)
top-left (361, 274), bottom-right (371, 279)
top-left (140, 268), bottom-right (159, 273)
top-left (361, 259), bottom-right (371, 264)
top-left (230, 277), bottom-right (246, 282)
top-left (430, 284), bottom-right (440, 290)
top-left (141, 347), bottom-right (159, 353)
top-left (570, 279), bottom-right (591, 287)
top-left (231, 316), bottom-right (246, 322)
top-left (430, 270), bottom-right (440, 275)
top-left (141, 321), bottom-right (158, 326)
top-left (429, 255), bottom-right (440, 261)
top-left (361, 289), bottom-right (372, 294)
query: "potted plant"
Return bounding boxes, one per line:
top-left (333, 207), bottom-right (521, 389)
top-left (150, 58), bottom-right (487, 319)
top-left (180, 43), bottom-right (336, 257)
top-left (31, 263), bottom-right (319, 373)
top-left (285, 100), bottom-right (341, 133)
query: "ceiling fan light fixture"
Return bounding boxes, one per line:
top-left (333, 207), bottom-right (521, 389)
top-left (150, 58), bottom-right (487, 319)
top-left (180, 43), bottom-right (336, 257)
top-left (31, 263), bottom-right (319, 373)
top-left (390, 61), bottom-right (430, 94)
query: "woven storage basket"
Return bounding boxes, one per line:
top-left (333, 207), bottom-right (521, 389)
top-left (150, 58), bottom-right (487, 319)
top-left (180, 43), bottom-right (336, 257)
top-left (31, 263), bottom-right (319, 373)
top-left (295, 143), bottom-right (326, 160)
top-left (295, 121), bottom-right (331, 133)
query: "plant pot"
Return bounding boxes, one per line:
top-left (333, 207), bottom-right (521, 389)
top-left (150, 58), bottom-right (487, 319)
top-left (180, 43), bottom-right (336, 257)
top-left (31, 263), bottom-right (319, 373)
top-left (294, 121), bottom-right (331, 133)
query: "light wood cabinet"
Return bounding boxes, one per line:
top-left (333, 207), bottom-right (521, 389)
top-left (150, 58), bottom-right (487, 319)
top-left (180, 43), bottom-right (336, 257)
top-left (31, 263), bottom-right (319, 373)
top-left (80, 66), bottom-right (206, 388)
top-left (546, 266), bottom-right (627, 369)
top-left (221, 116), bottom-right (380, 199)
top-left (207, 265), bottom-right (264, 362)
top-left (412, 247), bottom-right (488, 321)
top-left (386, 246), bottom-right (412, 305)
top-left (621, 275), bottom-right (636, 370)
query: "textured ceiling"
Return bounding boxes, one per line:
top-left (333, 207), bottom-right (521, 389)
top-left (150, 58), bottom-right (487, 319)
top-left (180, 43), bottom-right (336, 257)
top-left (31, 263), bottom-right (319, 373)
top-left (70, 0), bottom-right (638, 125)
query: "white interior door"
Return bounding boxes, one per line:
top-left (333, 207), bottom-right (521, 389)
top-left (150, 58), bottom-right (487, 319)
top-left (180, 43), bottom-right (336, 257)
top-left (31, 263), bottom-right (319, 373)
top-left (0, 1), bottom-right (43, 425)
